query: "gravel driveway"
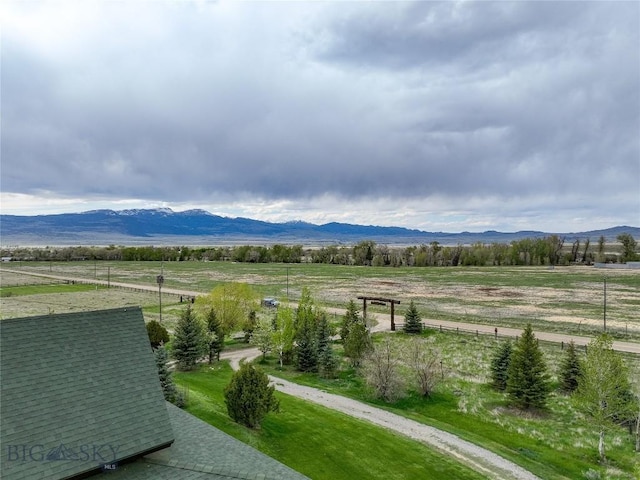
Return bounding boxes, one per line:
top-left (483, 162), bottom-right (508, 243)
top-left (222, 348), bottom-right (539, 480)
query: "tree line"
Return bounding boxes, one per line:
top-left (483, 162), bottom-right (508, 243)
top-left (3, 233), bottom-right (638, 265)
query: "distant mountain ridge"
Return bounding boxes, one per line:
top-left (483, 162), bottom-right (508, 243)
top-left (1, 208), bottom-right (638, 246)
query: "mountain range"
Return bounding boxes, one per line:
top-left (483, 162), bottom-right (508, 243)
top-left (1, 208), bottom-right (638, 246)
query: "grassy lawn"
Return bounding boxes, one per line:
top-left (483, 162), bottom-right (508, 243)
top-left (259, 332), bottom-right (640, 480)
top-left (174, 362), bottom-right (487, 480)
top-left (0, 282), bottom-right (103, 297)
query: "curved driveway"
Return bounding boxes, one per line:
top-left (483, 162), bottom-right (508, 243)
top-left (222, 348), bottom-right (539, 480)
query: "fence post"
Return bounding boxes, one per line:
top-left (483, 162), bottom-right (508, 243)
top-left (440, 325), bottom-right (442, 333)
top-left (476, 330), bottom-right (479, 338)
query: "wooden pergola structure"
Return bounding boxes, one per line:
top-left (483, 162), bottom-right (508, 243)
top-left (357, 296), bottom-right (401, 331)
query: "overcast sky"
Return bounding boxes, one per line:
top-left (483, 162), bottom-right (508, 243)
top-left (1, 1), bottom-right (639, 233)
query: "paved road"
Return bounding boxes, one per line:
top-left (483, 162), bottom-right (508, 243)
top-left (4, 268), bottom-right (639, 355)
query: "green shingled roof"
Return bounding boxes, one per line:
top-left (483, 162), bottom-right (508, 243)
top-left (108, 403), bottom-right (309, 480)
top-left (0, 307), bottom-right (174, 480)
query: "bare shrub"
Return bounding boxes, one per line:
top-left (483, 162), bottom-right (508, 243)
top-left (362, 337), bottom-right (405, 402)
top-left (404, 337), bottom-right (442, 397)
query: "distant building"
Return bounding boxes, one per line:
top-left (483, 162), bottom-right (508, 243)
top-left (0, 308), bottom-right (308, 480)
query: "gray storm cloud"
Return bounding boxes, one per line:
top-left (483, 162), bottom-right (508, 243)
top-left (1, 1), bottom-right (638, 229)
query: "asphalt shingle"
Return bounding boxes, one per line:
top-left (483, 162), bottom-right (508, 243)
top-left (104, 402), bottom-right (309, 480)
top-left (0, 308), bottom-right (174, 480)
top-left (1, 307), bottom-right (309, 480)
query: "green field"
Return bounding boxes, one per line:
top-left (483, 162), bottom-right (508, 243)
top-left (1, 262), bottom-right (639, 479)
top-left (2, 262), bottom-right (639, 341)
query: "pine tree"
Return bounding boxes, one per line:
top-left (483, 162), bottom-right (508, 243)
top-left (317, 314), bottom-right (337, 378)
top-left (146, 320), bottom-right (170, 349)
top-left (243, 310), bottom-right (257, 343)
top-left (205, 308), bottom-right (225, 363)
top-left (341, 299), bottom-right (371, 368)
top-left (403, 300), bottom-right (423, 334)
top-left (295, 322), bottom-right (318, 372)
top-left (294, 288), bottom-right (319, 372)
top-left (340, 300), bottom-right (360, 342)
top-left (489, 340), bottom-right (512, 391)
top-left (558, 340), bottom-right (582, 394)
top-left (154, 345), bottom-right (184, 407)
top-left (506, 324), bottom-right (551, 409)
top-left (344, 321), bottom-right (372, 368)
top-left (172, 305), bottom-right (207, 371)
top-left (224, 363), bottom-right (279, 429)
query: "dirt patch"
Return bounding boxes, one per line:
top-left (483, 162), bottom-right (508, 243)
top-left (374, 280), bottom-right (402, 286)
top-left (478, 287), bottom-right (524, 298)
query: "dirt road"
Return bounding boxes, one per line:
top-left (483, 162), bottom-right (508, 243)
top-left (370, 313), bottom-right (640, 355)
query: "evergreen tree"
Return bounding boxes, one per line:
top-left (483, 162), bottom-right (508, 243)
top-left (489, 340), bottom-right (512, 391)
top-left (224, 362), bottom-right (279, 429)
top-left (558, 340), bottom-right (582, 394)
top-left (317, 314), bottom-right (337, 378)
top-left (205, 308), bottom-right (225, 363)
top-left (146, 320), bottom-right (170, 349)
top-left (294, 288), bottom-right (319, 372)
top-left (506, 324), bottom-right (551, 409)
top-left (172, 305), bottom-right (207, 371)
top-left (340, 300), bottom-right (360, 342)
top-left (295, 320), bottom-right (318, 372)
top-left (344, 321), bottom-right (372, 368)
top-left (403, 300), bottom-right (423, 334)
top-left (154, 345), bottom-right (184, 407)
top-left (243, 310), bottom-right (257, 343)
top-left (574, 334), bottom-right (636, 462)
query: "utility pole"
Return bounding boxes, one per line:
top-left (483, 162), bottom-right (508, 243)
top-left (603, 276), bottom-right (607, 332)
top-left (157, 274), bottom-right (164, 323)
